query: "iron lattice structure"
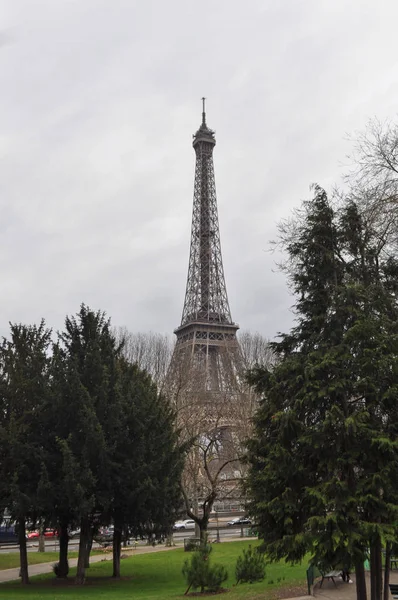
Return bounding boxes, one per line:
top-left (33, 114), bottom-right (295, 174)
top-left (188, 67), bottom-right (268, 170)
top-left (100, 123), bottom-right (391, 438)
top-left (165, 101), bottom-right (254, 509)
top-left (168, 102), bottom-right (248, 413)
top-left (181, 109), bottom-right (231, 327)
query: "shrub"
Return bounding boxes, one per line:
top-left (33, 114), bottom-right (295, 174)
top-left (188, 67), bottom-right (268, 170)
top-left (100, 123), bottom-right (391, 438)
top-left (52, 560), bottom-right (69, 578)
top-left (182, 541), bottom-right (228, 594)
top-left (184, 537), bottom-right (201, 552)
top-left (235, 544), bottom-right (265, 584)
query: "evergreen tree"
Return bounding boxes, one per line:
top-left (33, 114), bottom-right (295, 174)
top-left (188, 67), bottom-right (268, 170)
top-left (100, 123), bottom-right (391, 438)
top-left (52, 305), bottom-right (184, 581)
top-left (43, 345), bottom-right (99, 578)
top-left (57, 305), bottom-right (120, 584)
top-left (0, 321), bottom-right (52, 584)
top-left (246, 187), bottom-right (398, 600)
top-left (110, 360), bottom-right (184, 577)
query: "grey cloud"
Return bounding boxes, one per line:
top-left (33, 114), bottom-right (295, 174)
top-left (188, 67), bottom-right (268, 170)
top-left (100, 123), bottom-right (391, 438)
top-left (1, 0), bottom-right (398, 340)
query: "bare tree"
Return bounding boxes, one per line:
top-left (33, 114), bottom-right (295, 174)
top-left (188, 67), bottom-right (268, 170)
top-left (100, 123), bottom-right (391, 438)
top-left (238, 330), bottom-right (276, 370)
top-left (113, 330), bottom-right (270, 538)
top-left (347, 117), bottom-right (398, 186)
top-left (275, 119), bottom-right (398, 290)
top-left (343, 118), bottom-right (398, 263)
top-left (165, 346), bottom-right (255, 540)
top-left (113, 327), bottom-right (174, 390)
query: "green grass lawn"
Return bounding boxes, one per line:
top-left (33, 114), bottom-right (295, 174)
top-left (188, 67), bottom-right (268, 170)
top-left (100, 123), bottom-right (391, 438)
top-left (0, 541), bottom-right (308, 600)
top-left (0, 551), bottom-right (101, 571)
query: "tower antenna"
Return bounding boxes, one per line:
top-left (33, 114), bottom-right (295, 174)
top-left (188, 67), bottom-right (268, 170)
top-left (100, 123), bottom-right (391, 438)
top-left (201, 97), bottom-right (206, 125)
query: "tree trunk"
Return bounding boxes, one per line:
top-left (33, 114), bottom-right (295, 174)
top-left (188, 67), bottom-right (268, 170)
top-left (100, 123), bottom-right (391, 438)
top-left (375, 536), bottom-right (383, 600)
top-left (193, 480), bottom-right (200, 539)
top-left (84, 528), bottom-right (93, 569)
top-left (38, 525), bottom-right (45, 553)
top-left (199, 525), bottom-right (208, 545)
top-left (123, 527), bottom-right (129, 547)
top-left (112, 523), bottom-right (122, 578)
top-left (57, 520), bottom-right (69, 578)
top-left (75, 516), bottom-right (90, 584)
top-left (18, 516), bottom-right (29, 585)
top-left (146, 533), bottom-right (153, 545)
top-left (370, 544), bottom-right (377, 600)
top-left (355, 560), bottom-right (367, 600)
top-left (383, 542), bottom-right (391, 600)
top-left (371, 537), bottom-right (383, 600)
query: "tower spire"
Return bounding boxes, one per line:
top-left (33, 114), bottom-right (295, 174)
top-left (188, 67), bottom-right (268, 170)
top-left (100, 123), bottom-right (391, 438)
top-left (179, 103), bottom-right (232, 327)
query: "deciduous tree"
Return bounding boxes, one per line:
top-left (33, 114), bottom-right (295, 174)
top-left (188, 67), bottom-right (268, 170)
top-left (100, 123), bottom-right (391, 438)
top-left (114, 328), bottom-right (174, 390)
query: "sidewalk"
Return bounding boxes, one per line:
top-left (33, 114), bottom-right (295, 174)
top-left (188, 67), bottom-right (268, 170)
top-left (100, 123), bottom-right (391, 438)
top-left (281, 570), bottom-right (398, 600)
top-left (313, 570), bottom-right (398, 600)
top-left (0, 543), bottom-right (178, 584)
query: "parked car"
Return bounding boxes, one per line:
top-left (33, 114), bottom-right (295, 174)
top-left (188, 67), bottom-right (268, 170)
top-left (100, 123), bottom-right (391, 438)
top-left (0, 523), bottom-right (18, 545)
top-left (227, 516), bottom-right (252, 527)
top-left (68, 528), bottom-right (81, 539)
top-left (173, 519), bottom-right (195, 530)
top-left (26, 529), bottom-right (58, 539)
top-left (93, 526), bottom-right (114, 547)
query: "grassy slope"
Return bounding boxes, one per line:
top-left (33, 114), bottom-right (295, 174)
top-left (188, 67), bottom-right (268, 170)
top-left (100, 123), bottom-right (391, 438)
top-left (1, 541), bottom-right (308, 600)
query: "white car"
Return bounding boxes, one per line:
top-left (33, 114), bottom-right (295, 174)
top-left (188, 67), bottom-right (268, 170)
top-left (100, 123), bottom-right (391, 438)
top-left (173, 519), bottom-right (195, 530)
top-left (227, 516), bottom-right (252, 527)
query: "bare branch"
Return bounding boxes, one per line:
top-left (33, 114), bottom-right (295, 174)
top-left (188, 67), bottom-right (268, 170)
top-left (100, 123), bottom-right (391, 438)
top-left (113, 327), bottom-right (175, 389)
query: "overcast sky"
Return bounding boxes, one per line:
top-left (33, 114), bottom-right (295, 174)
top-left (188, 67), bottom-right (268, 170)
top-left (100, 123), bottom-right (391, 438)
top-left (1, 0), bottom-right (397, 341)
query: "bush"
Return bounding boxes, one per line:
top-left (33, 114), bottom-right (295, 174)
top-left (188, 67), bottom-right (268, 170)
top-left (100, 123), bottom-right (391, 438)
top-left (182, 541), bottom-right (228, 593)
top-left (184, 537), bottom-right (201, 552)
top-left (52, 560), bottom-right (69, 578)
top-left (235, 544), bottom-right (265, 584)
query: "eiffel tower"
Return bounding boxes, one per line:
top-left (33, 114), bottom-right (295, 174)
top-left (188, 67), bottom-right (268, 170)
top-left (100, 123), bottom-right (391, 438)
top-left (167, 100), bottom-right (251, 440)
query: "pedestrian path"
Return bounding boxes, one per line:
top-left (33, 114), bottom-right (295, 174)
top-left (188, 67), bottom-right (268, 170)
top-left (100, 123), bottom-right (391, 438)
top-left (312, 570), bottom-right (398, 600)
top-left (275, 569), bottom-right (398, 600)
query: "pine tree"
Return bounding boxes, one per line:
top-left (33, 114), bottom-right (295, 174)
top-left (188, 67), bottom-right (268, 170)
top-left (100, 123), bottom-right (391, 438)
top-left (246, 187), bottom-right (398, 600)
top-left (57, 305), bottom-right (120, 584)
top-left (0, 321), bottom-right (52, 584)
top-left (109, 360), bottom-right (184, 577)
top-left (44, 347), bottom-right (99, 578)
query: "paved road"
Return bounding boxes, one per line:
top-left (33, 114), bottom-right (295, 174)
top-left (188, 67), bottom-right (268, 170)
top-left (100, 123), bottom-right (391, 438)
top-left (0, 524), bottom-right (251, 554)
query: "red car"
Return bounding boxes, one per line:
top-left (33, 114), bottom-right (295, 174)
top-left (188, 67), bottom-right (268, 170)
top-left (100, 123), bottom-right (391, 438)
top-left (27, 529), bottom-right (58, 539)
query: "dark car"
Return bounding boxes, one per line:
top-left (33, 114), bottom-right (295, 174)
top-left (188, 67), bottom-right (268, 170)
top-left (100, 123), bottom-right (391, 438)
top-left (227, 516), bottom-right (252, 527)
top-left (93, 526), bottom-right (114, 547)
top-left (0, 523), bottom-right (18, 545)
